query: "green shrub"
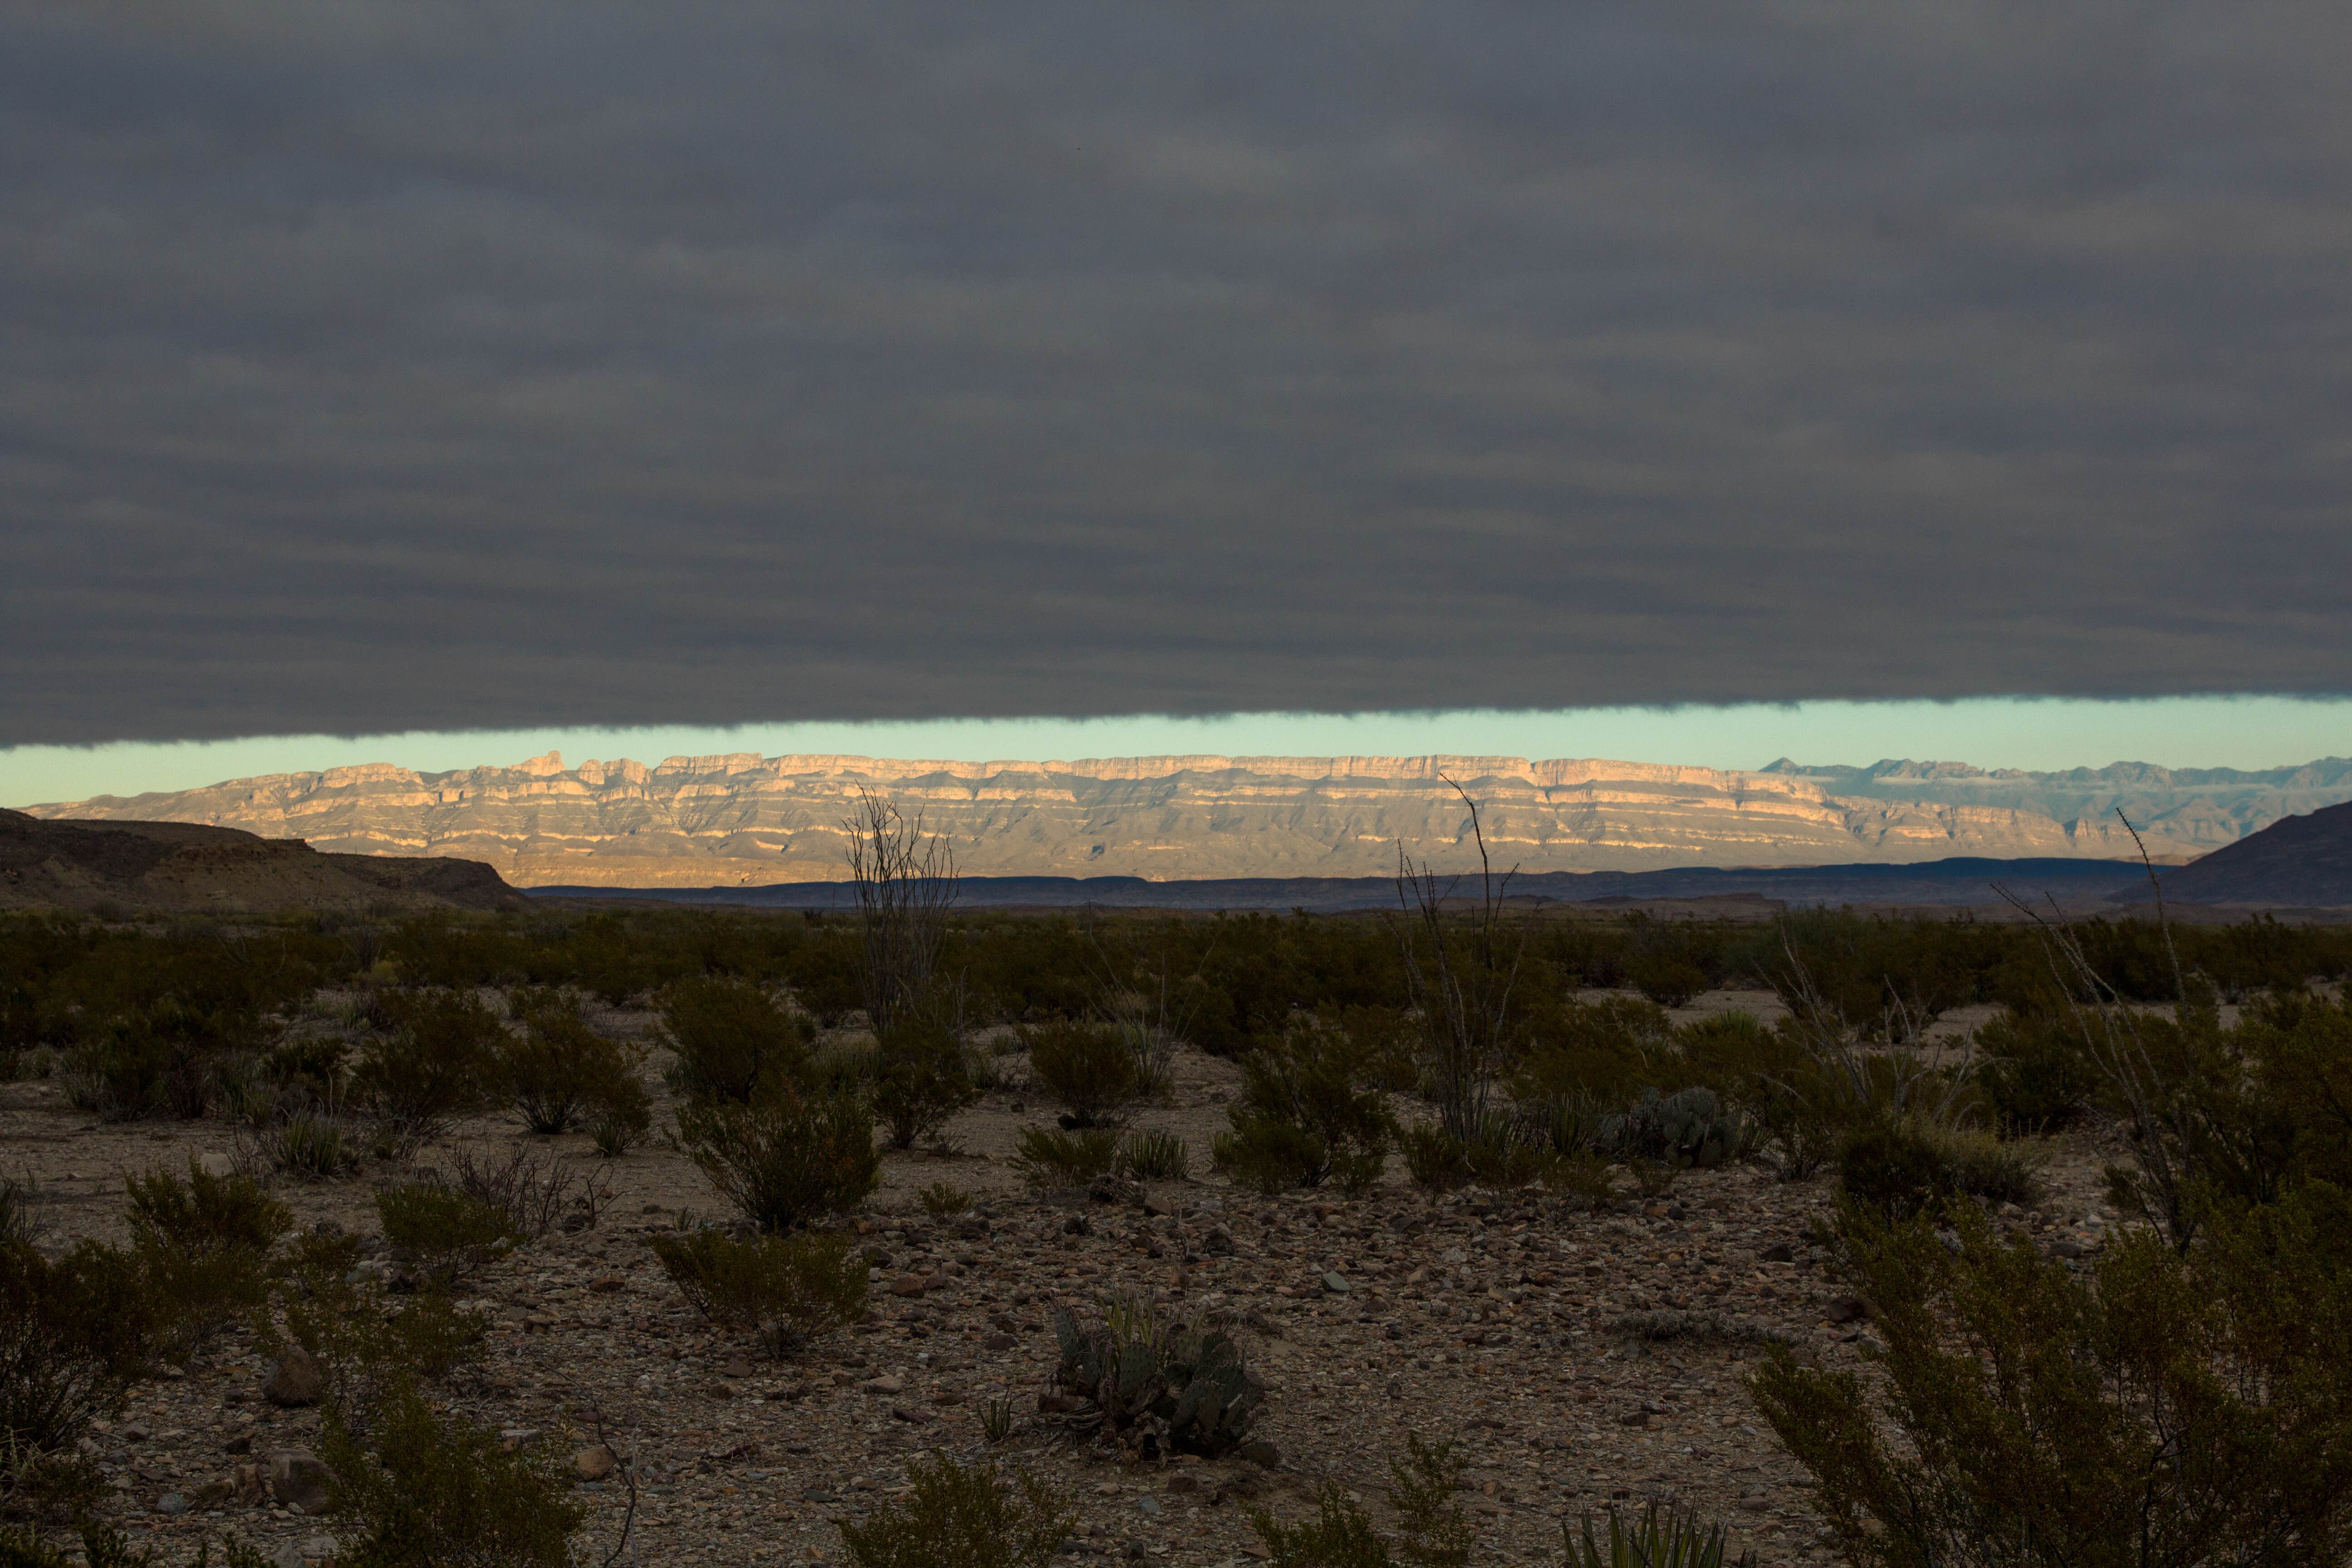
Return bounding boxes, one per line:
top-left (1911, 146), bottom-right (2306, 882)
top-left (1510, 996), bottom-right (1675, 1107)
top-left (124, 1160), bottom-right (290, 1342)
top-left (258, 1107), bottom-right (361, 1180)
top-left (647, 1226), bottom-right (867, 1354)
top-left (1595, 1087), bottom-right (1745, 1170)
top-left (1052, 1298), bottom-right (1265, 1457)
top-left (1209, 1025), bottom-right (1392, 1194)
top-left (1, 1235), bottom-right (170, 1468)
top-left (1011, 1127), bottom-right (1120, 1188)
top-left (1563, 1501), bottom-right (1752, 1568)
top-left (871, 1013), bottom-right (981, 1149)
top-left (1399, 1122), bottom-right (1470, 1194)
top-left (657, 975), bottom-right (813, 1104)
top-left (1020, 1016), bottom-right (1145, 1127)
top-left (1971, 1009), bottom-right (2097, 1132)
top-left (1625, 953), bottom-right (1711, 1009)
top-left (1751, 1200), bottom-right (2352, 1567)
top-left (60, 1002), bottom-right (253, 1122)
top-left (675, 1085), bottom-right (881, 1232)
top-left (837, 1452), bottom-right (1074, 1568)
top-left (437, 1144), bottom-right (598, 1241)
top-left (917, 1181), bottom-right (972, 1216)
top-left (1837, 1122), bottom-right (2039, 1223)
top-left (352, 990), bottom-right (501, 1146)
top-left (499, 999), bottom-right (649, 1137)
top-left (1249, 1434), bottom-right (1470, 1568)
top-left (271, 1236), bottom-right (490, 1415)
top-left (323, 1376), bottom-right (583, 1568)
top-left (1117, 1129), bottom-right (1191, 1181)
top-left (375, 1183), bottom-right (517, 1288)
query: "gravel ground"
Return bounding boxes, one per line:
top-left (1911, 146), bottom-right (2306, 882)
top-left (0, 988), bottom-right (2131, 1566)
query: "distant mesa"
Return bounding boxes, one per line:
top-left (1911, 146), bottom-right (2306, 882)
top-left (0, 808), bottom-right (523, 915)
top-left (2110, 798), bottom-right (2352, 910)
top-left (20, 749), bottom-right (2352, 894)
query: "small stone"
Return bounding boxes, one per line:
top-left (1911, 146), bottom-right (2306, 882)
top-left (1240, 1440), bottom-right (1281, 1469)
top-left (862, 1375), bottom-right (905, 1394)
top-left (890, 1405), bottom-right (932, 1424)
top-left (589, 1275), bottom-right (626, 1294)
top-left (984, 1332), bottom-right (1017, 1352)
top-left (267, 1449), bottom-right (331, 1512)
top-left (574, 1445), bottom-right (618, 1482)
top-left (930, 1389), bottom-right (964, 1405)
top-left (264, 1348), bottom-right (327, 1408)
top-left (724, 1358), bottom-right (753, 1378)
top-left (1618, 1411), bottom-right (1650, 1428)
top-left (1320, 1272), bottom-right (1351, 1295)
top-left (1760, 1242), bottom-right (1794, 1263)
top-left (189, 1475), bottom-right (237, 1509)
top-left (1824, 1297), bottom-right (1870, 1324)
top-left (1134, 1494), bottom-right (1161, 1516)
top-left (154, 1493), bottom-right (188, 1515)
top-left (225, 1433), bottom-right (253, 1456)
top-left (889, 1274), bottom-right (928, 1298)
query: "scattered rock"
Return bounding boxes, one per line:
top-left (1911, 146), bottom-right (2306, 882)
top-left (1760, 1242), bottom-right (1794, 1263)
top-left (1824, 1297), bottom-right (1871, 1325)
top-left (862, 1375), bottom-right (905, 1394)
top-left (1240, 1441), bottom-right (1281, 1469)
top-left (267, 1449), bottom-right (331, 1512)
top-left (224, 1433), bottom-right (252, 1456)
top-left (1320, 1272), bottom-right (1351, 1295)
top-left (574, 1446), bottom-right (618, 1481)
top-left (889, 1274), bottom-right (929, 1298)
top-left (588, 1276), bottom-right (626, 1294)
top-left (264, 1349), bottom-right (327, 1408)
top-left (153, 1493), bottom-right (188, 1515)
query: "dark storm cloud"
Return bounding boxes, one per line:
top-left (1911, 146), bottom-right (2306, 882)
top-left (5, 0), bottom-right (2349, 744)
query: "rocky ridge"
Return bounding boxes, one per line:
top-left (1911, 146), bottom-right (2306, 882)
top-left (27, 752), bottom-right (2352, 890)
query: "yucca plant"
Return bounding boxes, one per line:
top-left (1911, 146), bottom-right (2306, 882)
top-left (1009, 1127), bottom-right (1119, 1188)
top-left (1117, 1129), bottom-right (1190, 1181)
top-left (1563, 1502), bottom-right (1751, 1568)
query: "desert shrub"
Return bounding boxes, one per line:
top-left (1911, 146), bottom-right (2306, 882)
top-left (1210, 1024), bottom-right (1392, 1194)
top-left (657, 975), bottom-right (813, 1105)
top-left (271, 1235), bottom-right (490, 1413)
top-left (1511, 996), bottom-right (1675, 1105)
top-left (917, 1181), bottom-right (972, 1216)
top-left (254, 1107), bottom-right (362, 1180)
top-left (1019, 1016), bottom-right (1144, 1127)
top-left (871, 1012), bottom-right (981, 1149)
top-left (1970, 1009), bottom-right (2097, 1132)
top-left (1011, 1127), bottom-right (1120, 1188)
top-left (498, 998), bottom-right (649, 1137)
top-left (0, 1178), bottom-right (38, 1249)
top-left (1836, 1123), bottom-right (2039, 1223)
top-left (123, 1160), bottom-right (290, 1342)
top-left (1250, 1433), bottom-right (1470, 1568)
top-left (675, 1085), bottom-right (881, 1232)
top-left (1625, 952), bottom-right (1712, 1009)
top-left (1399, 1122), bottom-right (1470, 1194)
top-left (438, 1144), bottom-right (605, 1240)
top-left (1117, 1129), bottom-right (1191, 1181)
top-left (1052, 1298), bottom-right (1265, 1457)
top-left (60, 1001), bottom-right (252, 1122)
top-left (647, 1226), bottom-right (867, 1354)
top-left (351, 990), bottom-right (502, 1148)
top-left (837, 1452), bottom-right (1074, 1568)
top-left (375, 1184), bottom-right (517, 1289)
top-left (0, 1235), bottom-right (171, 1472)
top-left (1751, 1200), bottom-right (2352, 1567)
top-left (323, 1376), bottom-right (583, 1568)
top-left (1563, 1501), bottom-right (1753, 1568)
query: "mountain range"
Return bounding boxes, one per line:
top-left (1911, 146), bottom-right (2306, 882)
top-left (24, 751), bottom-right (2352, 890)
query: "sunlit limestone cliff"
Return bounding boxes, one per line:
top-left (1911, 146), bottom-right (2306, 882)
top-left (28, 752), bottom-right (2352, 889)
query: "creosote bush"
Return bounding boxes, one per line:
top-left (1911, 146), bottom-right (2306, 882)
top-left (1212, 1023), bottom-right (1393, 1194)
top-left (871, 1011), bottom-right (981, 1150)
top-left (124, 1160), bottom-right (291, 1344)
top-left (1752, 1199), bottom-right (2352, 1567)
top-left (374, 1183), bottom-right (517, 1289)
top-left (323, 1375), bottom-right (584, 1568)
top-left (647, 1225), bottom-right (867, 1354)
top-left (351, 990), bottom-right (501, 1150)
top-left (675, 1085), bottom-right (881, 1232)
top-left (1249, 1433), bottom-right (1471, 1568)
top-left (498, 995), bottom-right (650, 1138)
top-left (657, 975), bottom-right (813, 1104)
top-left (837, 1453), bottom-right (1074, 1568)
top-left (1835, 1122), bottom-right (2038, 1223)
top-left (1020, 1016), bottom-right (1145, 1127)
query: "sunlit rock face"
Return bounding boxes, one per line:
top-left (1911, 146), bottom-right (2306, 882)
top-left (29, 751), bottom-right (2352, 888)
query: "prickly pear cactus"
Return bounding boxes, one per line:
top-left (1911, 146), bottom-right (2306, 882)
top-left (1048, 1308), bottom-right (1264, 1456)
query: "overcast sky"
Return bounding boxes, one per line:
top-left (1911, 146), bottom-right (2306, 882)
top-left (6, 1), bottom-right (2349, 749)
